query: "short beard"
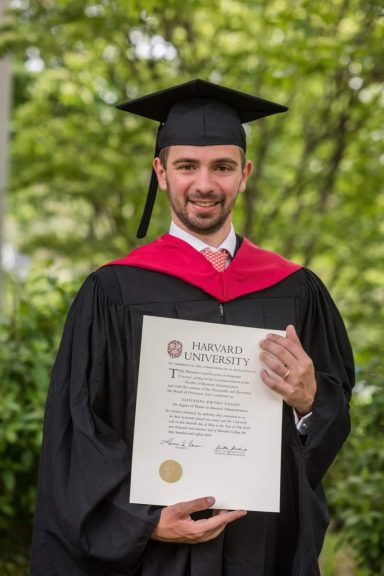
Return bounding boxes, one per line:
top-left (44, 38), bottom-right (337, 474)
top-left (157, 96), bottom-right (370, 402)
top-left (171, 207), bottom-right (230, 235)
top-left (166, 182), bottom-right (240, 236)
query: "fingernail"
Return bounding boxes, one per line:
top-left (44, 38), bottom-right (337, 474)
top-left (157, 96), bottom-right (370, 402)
top-left (207, 496), bottom-right (215, 506)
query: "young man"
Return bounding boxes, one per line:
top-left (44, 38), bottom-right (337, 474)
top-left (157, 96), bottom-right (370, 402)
top-left (31, 80), bottom-right (354, 576)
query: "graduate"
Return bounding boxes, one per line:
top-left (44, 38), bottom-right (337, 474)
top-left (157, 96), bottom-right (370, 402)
top-left (31, 79), bottom-right (354, 576)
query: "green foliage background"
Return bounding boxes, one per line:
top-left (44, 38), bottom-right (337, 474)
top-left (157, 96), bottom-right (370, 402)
top-left (0, 0), bottom-right (383, 573)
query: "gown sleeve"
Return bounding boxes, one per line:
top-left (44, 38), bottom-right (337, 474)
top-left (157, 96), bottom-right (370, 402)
top-left (297, 269), bottom-right (355, 489)
top-left (35, 273), bottom-right (162, 572)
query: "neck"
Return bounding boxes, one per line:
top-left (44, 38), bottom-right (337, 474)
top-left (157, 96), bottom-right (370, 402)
top-left (172, 220), bottom-right (232, 248)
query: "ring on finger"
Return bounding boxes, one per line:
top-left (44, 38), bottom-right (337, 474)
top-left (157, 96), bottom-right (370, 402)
top-left (282, 366), bottom-right (290, 380)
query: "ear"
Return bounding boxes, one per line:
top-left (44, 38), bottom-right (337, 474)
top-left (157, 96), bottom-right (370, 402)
top-left (153, 157), bottom-right (167, 191)
top-left (239, 160), bottom-right (253, 193)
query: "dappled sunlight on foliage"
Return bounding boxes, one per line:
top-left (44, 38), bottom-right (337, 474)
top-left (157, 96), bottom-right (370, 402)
top-left (0, 273), bottom-right (80, 573)
top-left (0, 0), bottom-right (383, 572)
top-left (325, 359), bottom-right (384, 575)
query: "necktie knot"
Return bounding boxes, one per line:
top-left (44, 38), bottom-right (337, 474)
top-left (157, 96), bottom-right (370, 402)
top-left (200, 248), bottom-right (229, 272)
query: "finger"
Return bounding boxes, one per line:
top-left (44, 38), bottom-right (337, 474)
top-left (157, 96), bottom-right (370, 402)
top-left (260, 331), bottom-right (307, 363)
top-left (170, 496), bottom-right (216, 518)
top-left (193, 511), bottom-right (247, 542)
top-left (260, 368), bottom-right (292, 397)
top-left (193, 509), bottom-right (247, 535)
top-left (167, 509), bottom-right (246, 543)
top-left (286, 324), bottom-right (301, 344)
top-left (259, 350), bottom-right (290, 379)
top-left (212, 509), bottom-right (229, 517)
top-left (152, 506), bottom-right (246, 544)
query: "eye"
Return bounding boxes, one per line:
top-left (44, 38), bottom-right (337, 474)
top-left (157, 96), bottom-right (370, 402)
top-left (215, 164), bottom-right (234, 172)
top-left (176, 164), bottom-right (196, 171)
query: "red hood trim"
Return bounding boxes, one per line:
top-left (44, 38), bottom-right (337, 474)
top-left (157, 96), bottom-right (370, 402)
top-left (103, 234), bottom-right (302, 302)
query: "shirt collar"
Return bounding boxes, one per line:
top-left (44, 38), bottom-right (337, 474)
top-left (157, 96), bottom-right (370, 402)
top-left (169, 222), bottom-right (236, 257)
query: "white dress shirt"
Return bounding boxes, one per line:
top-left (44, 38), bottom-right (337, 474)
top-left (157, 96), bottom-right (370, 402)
top-left (169, 221), bottom-right (236, 266)
top-left (168, 221), bottom-right (312, 434)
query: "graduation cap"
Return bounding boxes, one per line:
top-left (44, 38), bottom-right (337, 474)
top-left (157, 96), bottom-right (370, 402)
top-left (117, 79), bottom-right (288, 238)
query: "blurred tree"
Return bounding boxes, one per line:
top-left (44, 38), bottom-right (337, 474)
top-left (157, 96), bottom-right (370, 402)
top-left (1, 0), bottom-right (382, 355)
top-left (326, 360), bottom-right (384, 575)
top-left (0, 0), bottom-right (383, 572)
top-left (0, 273), bottom-right (79, 574)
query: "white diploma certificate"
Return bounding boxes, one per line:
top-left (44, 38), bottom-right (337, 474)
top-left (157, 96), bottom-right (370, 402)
top-left (130, 316), bottom-right (284, 512)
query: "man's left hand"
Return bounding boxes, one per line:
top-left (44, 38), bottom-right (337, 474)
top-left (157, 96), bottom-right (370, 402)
top-left (259, 325), bottom-right (316, 416)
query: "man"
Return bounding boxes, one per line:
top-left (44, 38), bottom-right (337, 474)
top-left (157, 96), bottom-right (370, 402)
top-left (31, 79), bottom-right (354, 576)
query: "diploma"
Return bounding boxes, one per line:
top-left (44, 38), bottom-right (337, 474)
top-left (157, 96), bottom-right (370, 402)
top-left (130, 316), bottom-right (284, 512)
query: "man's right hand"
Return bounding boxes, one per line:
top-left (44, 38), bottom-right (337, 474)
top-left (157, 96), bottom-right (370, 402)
top-left (150, 496), bottom-right (247, 544)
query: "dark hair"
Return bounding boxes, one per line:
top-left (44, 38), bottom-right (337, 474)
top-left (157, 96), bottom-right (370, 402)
top-left (158, 146), bottom-right (170, 168)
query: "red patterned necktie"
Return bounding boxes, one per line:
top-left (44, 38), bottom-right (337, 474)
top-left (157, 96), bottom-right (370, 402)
top-left (200, 248), bottom-right (229, 272)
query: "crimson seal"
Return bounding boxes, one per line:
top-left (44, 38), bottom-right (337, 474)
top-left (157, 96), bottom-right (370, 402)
top-left (167, 340), bottom-right (183, 358)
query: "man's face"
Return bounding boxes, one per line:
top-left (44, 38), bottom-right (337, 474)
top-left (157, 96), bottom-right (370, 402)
top-left (153, 145), bottom-right (252, 238)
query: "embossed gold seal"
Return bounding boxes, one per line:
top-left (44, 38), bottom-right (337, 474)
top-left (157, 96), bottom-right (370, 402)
top-left (159, 460), bottom-right (183, 483)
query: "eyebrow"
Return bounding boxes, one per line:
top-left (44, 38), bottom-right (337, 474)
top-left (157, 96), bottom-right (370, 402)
top-left (172, 157), bottom-right (239, 166)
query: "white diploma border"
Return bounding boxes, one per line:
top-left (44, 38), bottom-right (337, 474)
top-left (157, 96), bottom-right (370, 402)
top-left (130, 316), bottom-right (284, 512)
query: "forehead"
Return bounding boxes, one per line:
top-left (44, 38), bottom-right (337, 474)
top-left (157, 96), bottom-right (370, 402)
top-left (166, 144), bottom-right (243, 163)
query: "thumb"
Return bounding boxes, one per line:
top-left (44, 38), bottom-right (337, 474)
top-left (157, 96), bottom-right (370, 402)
top-left (286, 324), bottom-right (300, 343)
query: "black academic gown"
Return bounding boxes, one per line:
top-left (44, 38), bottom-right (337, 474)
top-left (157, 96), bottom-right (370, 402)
top-left (30, 236), bottom-right (354, 576)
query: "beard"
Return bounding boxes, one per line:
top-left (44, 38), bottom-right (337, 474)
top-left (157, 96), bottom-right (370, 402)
top-left (166, 184), bottom-right (240, 236)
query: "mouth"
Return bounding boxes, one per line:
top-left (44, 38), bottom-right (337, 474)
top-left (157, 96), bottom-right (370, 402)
top-left (188, 199), bottom-right (221, 216)
top-left (190, 200), bottom-right (220, 208)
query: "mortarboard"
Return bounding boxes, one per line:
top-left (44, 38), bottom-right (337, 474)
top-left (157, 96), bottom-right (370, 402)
top-left (117, 79), bottom-right (287, 238)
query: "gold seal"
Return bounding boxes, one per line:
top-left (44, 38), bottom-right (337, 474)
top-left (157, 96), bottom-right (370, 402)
top-left (159, 460), bottom-right (183, 483)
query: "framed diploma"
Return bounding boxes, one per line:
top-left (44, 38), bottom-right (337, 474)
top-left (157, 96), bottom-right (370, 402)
top-left (130, 316), bottom-right (284, 512)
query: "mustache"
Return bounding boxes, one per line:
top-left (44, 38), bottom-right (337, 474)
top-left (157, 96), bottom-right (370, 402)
top-left (187, 193), bottom-right (223, 202)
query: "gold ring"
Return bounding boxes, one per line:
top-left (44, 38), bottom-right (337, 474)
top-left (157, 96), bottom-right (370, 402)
top-left (283, 367), bottom-right (290, 380)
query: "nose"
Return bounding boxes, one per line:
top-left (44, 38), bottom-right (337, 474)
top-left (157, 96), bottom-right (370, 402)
top-left (195, 168), bottom-right (215, 193)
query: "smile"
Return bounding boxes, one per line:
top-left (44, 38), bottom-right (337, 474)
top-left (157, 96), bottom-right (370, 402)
top-left (189, 200), bottom-right (220, 207)
top-left (188, 198), bottom-right (221, 208)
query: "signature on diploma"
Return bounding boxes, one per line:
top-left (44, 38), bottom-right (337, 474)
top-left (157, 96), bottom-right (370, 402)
top-left (160, 437), bottom-right (203, 449)
top-left (214, 444), bottom-right (248, 456)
